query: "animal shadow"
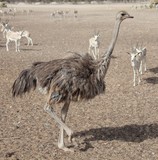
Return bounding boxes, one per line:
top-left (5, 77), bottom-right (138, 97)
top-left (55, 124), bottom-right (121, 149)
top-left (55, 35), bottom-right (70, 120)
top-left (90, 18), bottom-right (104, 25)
top-left (111, 55), bottom-right (117, 59)
top-left (145, 77), bottom-right (158, 84)
top-left (24, 43), bottom-right (39, 46)
top-left (0, 45), bottom-right (5, 48)
top-left (149, 67), bottom-right (158, 74)
top-left (5, 152), bottom-right (16, 158)
top-left (21, 48), bottom-right (41, 52)
top-left (74, 123), bottom-right (158, 151)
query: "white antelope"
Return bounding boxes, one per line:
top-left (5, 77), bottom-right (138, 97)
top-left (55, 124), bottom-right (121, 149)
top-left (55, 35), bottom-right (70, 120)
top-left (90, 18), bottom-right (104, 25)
top-left (88, 32), bottom-right (100, 60)
top-left (136, 47), bottom-right (147, 74)
top-left (21, 30), bottom-right (33, 46)
top-left (50, 12), bottom-right (56, 18)
top-left (74, 10), bottom-right (78, 18)
top-left (1, 22), bottom-right (33, 46)
top-left (5, 27), bottom-right (24, 52)
top-left (127, 47), bottom-right (147, 86)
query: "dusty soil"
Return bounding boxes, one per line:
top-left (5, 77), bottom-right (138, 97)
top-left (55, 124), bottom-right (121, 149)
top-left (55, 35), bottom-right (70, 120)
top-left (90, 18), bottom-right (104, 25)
top-left (0, 3), bottom-right (158, 160)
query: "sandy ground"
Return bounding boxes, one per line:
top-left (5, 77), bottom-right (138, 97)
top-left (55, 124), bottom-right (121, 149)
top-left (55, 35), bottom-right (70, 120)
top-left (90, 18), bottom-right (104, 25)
top-left (0, 3), bottom-right (158, 160)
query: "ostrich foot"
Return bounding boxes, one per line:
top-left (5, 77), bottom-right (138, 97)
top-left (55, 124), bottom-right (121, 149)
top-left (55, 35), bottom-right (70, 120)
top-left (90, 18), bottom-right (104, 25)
top-left (68, 136), bottom-right (78, 148)
top-left (58, 143), bottom-right (74, 152)
top-left (60, 146), bottom-right (74, 152)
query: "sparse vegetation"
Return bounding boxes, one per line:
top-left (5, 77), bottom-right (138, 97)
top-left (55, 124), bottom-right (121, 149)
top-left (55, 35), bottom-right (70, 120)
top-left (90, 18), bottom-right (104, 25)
top-left (2, 0), bottom-right (149, 4)
top-left (0, 1), bottom-right (7, 8)
top-left (150, 0), bottom-right (158, 4)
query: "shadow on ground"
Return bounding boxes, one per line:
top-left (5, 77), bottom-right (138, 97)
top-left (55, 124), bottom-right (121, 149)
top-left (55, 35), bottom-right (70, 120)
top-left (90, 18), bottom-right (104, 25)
top-left (74, 123), bottom-right (158, 151)
top-left (111, 55), bottom-right (117, 59)
top-left (21, 48), bottom-right (41, 51)
top-left (0, 45), bottom-right (5, 48)
top-left (149, 67), bottom-right (158, 74)
top-left (144, 67), bottom-right (158, 84)
top-left (145, 77), bottom-right (158, 84)
top-left (24, 43), bottom-right (39, 46)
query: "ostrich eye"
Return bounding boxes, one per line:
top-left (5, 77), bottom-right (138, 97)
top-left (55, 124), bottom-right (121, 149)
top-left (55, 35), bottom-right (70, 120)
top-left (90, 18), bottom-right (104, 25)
top-left (121, 13), bottom-right (126, 16)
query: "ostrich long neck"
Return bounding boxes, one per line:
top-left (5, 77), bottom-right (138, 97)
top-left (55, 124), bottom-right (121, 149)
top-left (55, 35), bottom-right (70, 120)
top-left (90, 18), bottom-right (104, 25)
top-left (97, 19), bottom-right (122, 80)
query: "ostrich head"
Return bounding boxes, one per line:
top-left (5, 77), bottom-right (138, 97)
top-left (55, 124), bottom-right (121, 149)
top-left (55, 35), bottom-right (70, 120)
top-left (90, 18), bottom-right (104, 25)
top-left (116, 11), bottom-right (134, 21)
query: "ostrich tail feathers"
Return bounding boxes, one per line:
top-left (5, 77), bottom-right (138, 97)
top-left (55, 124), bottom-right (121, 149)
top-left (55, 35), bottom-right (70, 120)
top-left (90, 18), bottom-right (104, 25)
top-left (12, 69), bottom-right (36, 97)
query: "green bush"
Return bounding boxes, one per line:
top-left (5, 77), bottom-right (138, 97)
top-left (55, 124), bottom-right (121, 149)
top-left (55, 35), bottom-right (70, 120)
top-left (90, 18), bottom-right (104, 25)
top-left (149, 3), bottom-right (153, 8)
top-left (151, 0), bottom-right (158, 4)
top-left (0, 2), bottom-right (7, 8)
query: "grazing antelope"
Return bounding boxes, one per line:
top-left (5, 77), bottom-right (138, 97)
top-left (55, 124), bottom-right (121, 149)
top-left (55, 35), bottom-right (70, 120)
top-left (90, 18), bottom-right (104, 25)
top-left (50, 12), bottom-right (56, 18)
top-left (74, 10), bottom-right (78, 18)
top-left (1, 21), bottom-right (33, 46)
top-left (5, 28), bottom-right (24, 52)
top-left (21, 30), bottom-right (33, 46)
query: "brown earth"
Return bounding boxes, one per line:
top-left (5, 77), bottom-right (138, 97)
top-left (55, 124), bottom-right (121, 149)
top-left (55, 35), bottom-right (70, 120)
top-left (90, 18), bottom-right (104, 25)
top-left (0, 3), bottom-right (158, 160)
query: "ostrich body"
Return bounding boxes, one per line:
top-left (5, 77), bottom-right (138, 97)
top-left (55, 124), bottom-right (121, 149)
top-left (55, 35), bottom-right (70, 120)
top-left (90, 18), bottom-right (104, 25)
top-left (12, 11), bottom-right (133, 151)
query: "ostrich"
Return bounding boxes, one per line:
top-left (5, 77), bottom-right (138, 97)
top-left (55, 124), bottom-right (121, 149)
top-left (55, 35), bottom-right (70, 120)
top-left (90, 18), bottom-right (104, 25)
top-left (12, 11), bottom-right (133, 152)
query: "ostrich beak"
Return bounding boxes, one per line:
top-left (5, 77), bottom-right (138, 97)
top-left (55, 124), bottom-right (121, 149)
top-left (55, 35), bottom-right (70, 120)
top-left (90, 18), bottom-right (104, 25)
top-left (128, 15), bottom-right (134, 18)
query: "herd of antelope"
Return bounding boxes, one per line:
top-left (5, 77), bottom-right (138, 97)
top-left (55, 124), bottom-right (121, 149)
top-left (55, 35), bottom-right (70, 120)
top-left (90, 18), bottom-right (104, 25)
top-left (0, 20), bottom-right (33, 52)
top-left (0, 8), bottom-right (147, 87)
top-left (0, 8), bottom-right (34, 18)
top-left (50, 9), bottom-right (78, 19)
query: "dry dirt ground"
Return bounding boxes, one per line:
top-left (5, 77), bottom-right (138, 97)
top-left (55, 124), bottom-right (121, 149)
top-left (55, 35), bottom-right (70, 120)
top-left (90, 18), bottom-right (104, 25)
top-left (0, 3), bottom-right (158, 160)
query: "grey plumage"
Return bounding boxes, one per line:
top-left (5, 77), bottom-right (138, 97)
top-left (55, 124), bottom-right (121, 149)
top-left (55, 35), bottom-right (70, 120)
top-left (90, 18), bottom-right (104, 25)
top-left (12, 53), bottom-right (105, 103)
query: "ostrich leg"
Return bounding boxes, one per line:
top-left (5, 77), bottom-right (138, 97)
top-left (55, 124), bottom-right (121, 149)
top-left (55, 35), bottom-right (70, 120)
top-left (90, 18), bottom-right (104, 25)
top-left (59, 100), bottom-right (78, 151)
top-left (58, 100), bottom-right (74, 151)
top-left (44, 104), bottom-right (73, 143)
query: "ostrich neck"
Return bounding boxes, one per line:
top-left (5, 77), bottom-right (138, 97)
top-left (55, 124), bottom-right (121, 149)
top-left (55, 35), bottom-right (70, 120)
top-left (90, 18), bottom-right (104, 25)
top-left (97, 20), bottom-right (122, 79)
top-left (106, 20), bottom-right (121, 57)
